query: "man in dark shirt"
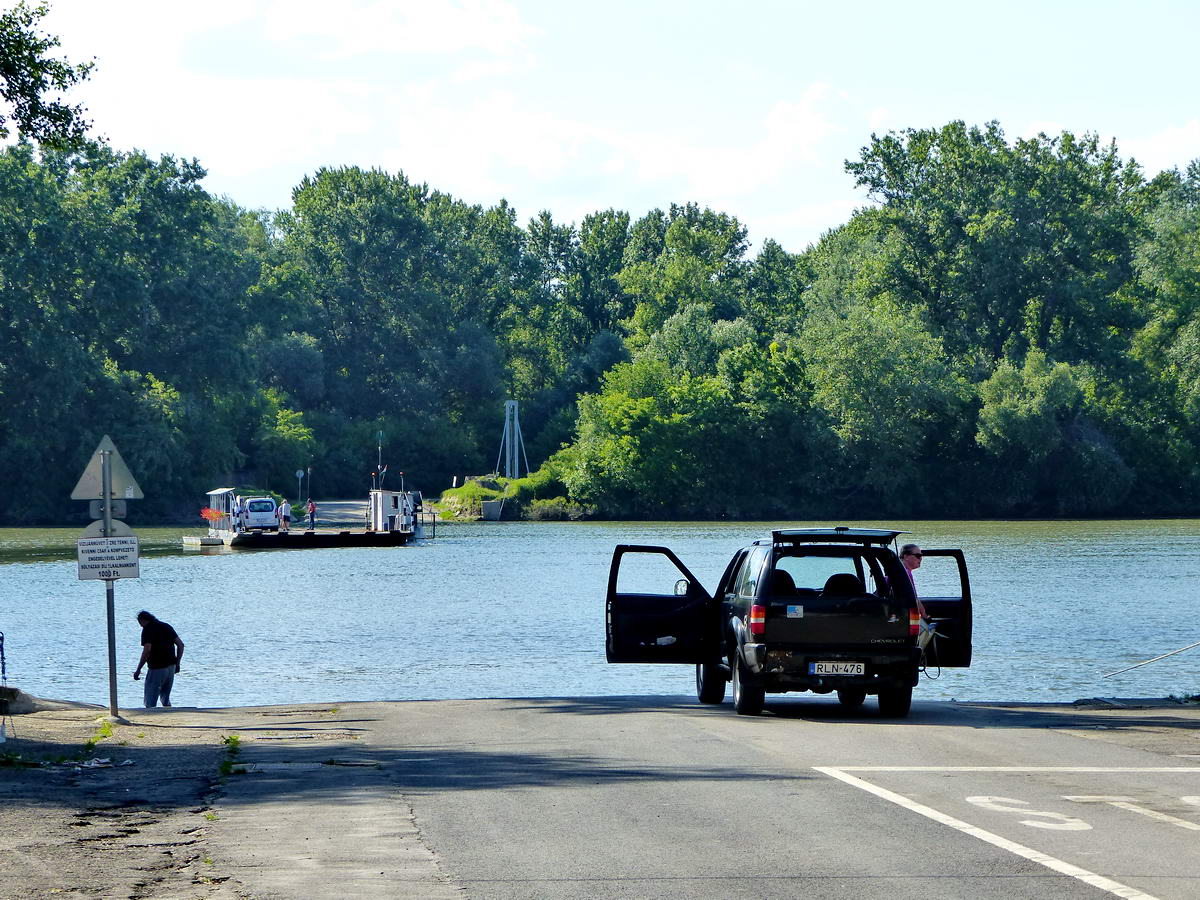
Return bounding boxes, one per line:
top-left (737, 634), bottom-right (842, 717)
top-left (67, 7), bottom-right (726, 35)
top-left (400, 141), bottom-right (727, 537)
top-left (132, 610), bottom-right (185, 708)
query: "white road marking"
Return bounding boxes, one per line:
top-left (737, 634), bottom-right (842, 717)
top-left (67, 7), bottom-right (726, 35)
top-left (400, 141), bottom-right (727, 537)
top-left (1064, 795), bottom-right (1200, 831)
top-left (832, 766), bottom-right (1200, 773)
top-left (815, 767), bottom-right (1160, 900)
top-left (965, 796), bottom-right (1091, 830)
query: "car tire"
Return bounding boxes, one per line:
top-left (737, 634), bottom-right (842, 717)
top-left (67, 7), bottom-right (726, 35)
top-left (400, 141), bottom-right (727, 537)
top-left (837, 687), bottom-right (866, 709)
top-left (878, 684), bottom-right (913, 718)
top-left (732, 655), bottom-right (765, 716)
top-left (696, 662), bottom-right (726, 704)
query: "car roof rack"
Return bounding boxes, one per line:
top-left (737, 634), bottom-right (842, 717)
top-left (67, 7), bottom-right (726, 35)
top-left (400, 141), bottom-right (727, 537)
top-left (770, 527), bottom-right (907, 546)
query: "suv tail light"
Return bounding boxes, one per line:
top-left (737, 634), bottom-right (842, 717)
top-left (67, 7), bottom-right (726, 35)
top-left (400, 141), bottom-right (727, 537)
top-left (909, 607), bottom-right (921, 636)
top-left (750, 605), bottom-right (766, 635)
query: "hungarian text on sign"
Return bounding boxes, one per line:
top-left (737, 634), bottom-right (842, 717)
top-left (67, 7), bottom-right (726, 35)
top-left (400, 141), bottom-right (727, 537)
top-left (76, 536), bottom-right (140, 581)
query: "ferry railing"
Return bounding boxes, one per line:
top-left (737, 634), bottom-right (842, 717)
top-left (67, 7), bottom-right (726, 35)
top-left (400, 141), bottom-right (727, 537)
top-left (418, 509), bottom-right (437, 539)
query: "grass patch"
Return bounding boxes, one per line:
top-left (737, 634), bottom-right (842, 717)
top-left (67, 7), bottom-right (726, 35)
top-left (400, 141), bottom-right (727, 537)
top-left (438, 465), bottom-right (580, 520)
top-left (82, 720), bottom-right (115, 755)
top-left (438, 479), bottom-right (505, 518)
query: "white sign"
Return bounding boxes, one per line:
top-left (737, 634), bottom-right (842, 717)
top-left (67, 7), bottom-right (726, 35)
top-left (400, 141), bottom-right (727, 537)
top-left (76, 536), bottom-right (140, 581)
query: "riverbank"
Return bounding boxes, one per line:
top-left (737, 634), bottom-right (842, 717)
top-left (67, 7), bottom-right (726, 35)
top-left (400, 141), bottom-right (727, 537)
top-left (3, 692), bottom-right (1200, 899)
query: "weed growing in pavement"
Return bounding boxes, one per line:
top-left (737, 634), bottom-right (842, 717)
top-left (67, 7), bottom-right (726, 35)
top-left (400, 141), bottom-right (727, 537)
top-left (204, 812), bottom-right (219, 821)
top-left (82, 720), bottom-right (115, 755)
top-left (218, 734), bottom-right (246, 776)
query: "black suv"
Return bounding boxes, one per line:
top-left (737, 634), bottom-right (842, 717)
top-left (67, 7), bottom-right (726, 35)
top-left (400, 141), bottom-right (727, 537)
top-left (605, 528), bottom-right (972, 717)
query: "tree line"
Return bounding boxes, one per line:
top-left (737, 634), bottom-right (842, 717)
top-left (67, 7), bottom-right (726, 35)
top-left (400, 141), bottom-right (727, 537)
top-left (2, 119), bottom-right (1199, 524)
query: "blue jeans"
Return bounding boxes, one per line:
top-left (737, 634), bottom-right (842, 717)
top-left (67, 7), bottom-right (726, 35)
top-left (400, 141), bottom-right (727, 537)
top-left (144, 666), bottom-right (175, 708)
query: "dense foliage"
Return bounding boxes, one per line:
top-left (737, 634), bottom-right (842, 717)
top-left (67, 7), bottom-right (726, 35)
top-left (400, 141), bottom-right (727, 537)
top-left (0, 1), bottom-right (92, 147)
top-left (2, 119), bottom-right (1199, 523)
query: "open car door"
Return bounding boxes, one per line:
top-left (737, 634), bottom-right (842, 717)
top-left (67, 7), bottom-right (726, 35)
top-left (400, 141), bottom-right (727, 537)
top-left (917, 548), bottom-right (972, 667)
top-left (606, 545), bottom-right (719, 664)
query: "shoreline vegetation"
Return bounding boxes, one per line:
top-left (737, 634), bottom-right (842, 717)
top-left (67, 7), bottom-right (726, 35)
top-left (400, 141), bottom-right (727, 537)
top-left (4, 123), bottom-right (1200, 526)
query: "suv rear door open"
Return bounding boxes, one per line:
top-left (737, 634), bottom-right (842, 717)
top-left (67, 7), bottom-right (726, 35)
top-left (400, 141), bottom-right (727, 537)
top-left (916, 548), bottom-right (972, 667)
top-left (606, 545), bottom-right (719, 664)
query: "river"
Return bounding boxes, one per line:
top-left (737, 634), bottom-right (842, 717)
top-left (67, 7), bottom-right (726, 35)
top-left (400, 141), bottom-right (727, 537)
top-left (1, 520), bottom-right (1197, 708)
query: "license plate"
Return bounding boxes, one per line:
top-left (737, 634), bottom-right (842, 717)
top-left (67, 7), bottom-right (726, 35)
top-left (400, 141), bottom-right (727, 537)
top-left (809, 661), bottom-right (865, 676)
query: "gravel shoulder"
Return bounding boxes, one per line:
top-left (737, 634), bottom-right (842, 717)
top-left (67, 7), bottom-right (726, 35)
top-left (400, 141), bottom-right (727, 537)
top-left (1, 700), bottom-right (241, 899)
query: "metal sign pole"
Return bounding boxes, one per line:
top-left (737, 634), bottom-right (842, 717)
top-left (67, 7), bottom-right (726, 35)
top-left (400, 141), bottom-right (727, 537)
top-left (101, 450), bottom-right (119, 718)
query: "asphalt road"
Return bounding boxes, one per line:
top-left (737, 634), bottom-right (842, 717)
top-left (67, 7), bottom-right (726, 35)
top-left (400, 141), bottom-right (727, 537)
top-left (196, 695), bottom-right (1200, 900)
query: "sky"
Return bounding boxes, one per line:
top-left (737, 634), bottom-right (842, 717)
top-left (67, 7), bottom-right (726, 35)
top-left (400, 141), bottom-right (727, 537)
top-left (36, 0), bottom-right (1200, 253)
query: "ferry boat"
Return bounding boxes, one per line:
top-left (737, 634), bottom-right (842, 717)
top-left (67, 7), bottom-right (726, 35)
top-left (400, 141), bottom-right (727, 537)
top-left (184, 488), bottom-right (431, 549)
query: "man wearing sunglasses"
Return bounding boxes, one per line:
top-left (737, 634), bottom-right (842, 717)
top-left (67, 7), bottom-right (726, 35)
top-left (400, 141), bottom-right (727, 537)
top-left (900, 544), bottom-right (929, 622)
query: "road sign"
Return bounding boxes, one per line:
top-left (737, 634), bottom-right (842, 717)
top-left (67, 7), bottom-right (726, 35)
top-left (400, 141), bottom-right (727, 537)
top-left (81, 519), bottom-right (134, 538)
top-left (76, 536), bottom-right (140, 581)
top-left (89, 499), bottom-right (127, 519)
top-left (71, 435), bottom-right (144, 500)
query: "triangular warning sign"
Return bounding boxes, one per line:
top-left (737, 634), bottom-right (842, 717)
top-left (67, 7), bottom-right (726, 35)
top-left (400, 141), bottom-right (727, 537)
top-left (70, 435), bottom-right (145, 500)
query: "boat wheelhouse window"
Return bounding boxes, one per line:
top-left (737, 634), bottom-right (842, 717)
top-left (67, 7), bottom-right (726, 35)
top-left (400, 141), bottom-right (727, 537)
top-left (248, 500), bottom-right (274, 512)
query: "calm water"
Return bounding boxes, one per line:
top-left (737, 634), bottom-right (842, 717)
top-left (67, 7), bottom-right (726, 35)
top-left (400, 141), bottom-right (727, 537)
top-left (1, 520), bottom-right (1198, 708)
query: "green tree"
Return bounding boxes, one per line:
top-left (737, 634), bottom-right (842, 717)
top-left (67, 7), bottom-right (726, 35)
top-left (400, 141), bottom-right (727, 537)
top-left (0, 1), bottom-right (92, 147)
top-left (253, 392), bottom-right (316, 491)
top-left (976, 352), bottom-right (1135, 512)
top-left (617, 203), bottom-right (750, 344)
top-left (798, 298), bottom-right (970, 507)
top-left (976, 350), bottom-right (1081, 462)
top-left (559, 357), bottom-right (743, 516)
top-left (745, 238), bottom-right (807, 332)
top-left (575, 209), bottom-right (631, 332)
top-left (643, 304), bottom-right (754, 378)
top-left (846, 122), bottom-right (1143, 368)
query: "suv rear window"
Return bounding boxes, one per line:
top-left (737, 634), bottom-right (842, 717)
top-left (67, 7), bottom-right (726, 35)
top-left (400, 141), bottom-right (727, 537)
top-left (775, 555), bottom-right (858, 591)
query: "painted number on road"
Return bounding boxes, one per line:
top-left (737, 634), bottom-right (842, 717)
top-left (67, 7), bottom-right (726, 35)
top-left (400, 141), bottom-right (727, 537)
top-left (965, 796), bottom-right (1091, 830)
top-left (967, 794), bottom-right (1200, 832)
